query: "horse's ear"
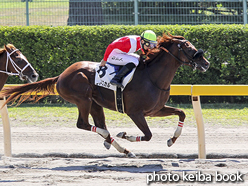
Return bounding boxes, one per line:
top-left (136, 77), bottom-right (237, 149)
top-left (4, 44), bottom-right (11, 53)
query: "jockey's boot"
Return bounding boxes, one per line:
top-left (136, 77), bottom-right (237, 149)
top-left (110, 63), bottom-right (136, 88)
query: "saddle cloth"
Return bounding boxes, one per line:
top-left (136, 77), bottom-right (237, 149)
top-left (95, 63), bottom-right (135, 91)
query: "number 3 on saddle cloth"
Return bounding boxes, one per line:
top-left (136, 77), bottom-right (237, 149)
top-left (95, 62), bottom-right (136, 113)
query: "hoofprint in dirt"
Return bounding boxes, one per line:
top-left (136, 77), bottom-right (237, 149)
top-left (0, 126), bottom-right (248, 185)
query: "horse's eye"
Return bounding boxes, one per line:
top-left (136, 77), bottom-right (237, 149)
top-left (14, 54), bottom-right (23, 62)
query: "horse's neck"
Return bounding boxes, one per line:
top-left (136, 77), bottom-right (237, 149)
top-left (146, 57), bottom-right (180, 90)
top-left (0, 53), bottom-right (8, 91)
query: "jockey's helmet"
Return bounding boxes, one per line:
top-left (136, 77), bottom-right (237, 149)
top-left (140, 30), bottom-right (157, 49)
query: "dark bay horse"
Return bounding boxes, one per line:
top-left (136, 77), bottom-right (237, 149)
top-left (0, 34), bottom-right (210, 157)
top-left (0, 44), bottom-right (39, 91)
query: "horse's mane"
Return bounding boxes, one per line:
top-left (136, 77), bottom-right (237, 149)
top-left (157, 33), bottom-right (185, 48)
top-left (144, 33), bottom-right (185, 63)
top-left (0, 44), bottom-right (16, 56)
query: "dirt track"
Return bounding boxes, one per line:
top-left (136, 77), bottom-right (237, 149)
top-left (0, 126), bottom-right (248, 185)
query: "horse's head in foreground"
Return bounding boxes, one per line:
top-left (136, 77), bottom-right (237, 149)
top-left (0, 44), bottom-right (39, 83)
top-left (156, 33), bottom-right (210, 72)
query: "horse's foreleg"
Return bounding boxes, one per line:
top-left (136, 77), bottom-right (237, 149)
top-left (90, 101), bottom-right (135, 157)
top-left (167, 121), bottom-right (184, 147)
top-left (116, 132), bottom-right (143, 142)
top-left (117, 112), bottom-right (152, 142)
top-left (151, 105), bottom-right (186, 147)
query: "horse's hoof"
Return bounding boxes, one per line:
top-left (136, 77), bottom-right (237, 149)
top-left (126, 152), bottom-right (136, 158)
top-left (167, 138), bottom-right (174, 147)
top-left (104, 140), bottom-right (111, 150)
top-left (116, 132), bottom-right (126, 139)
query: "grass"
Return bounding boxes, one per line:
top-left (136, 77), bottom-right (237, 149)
top-left (1, 1), bottom-right (240, 26)
top-left (1, 1), bottom-right (69, 26)
top-left (1, 103), bottom-right (247, 128)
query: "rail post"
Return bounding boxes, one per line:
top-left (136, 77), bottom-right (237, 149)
top-left (192, 95), bottom-right (206, 159)
top-left (0, 96), bottom-right (12, 157)
top-left (134, 0), bottom-right (139, 25)
top-left (243, 0), bottom-right (247, 25)
top-left (21, 0), bottom-right (32, 26)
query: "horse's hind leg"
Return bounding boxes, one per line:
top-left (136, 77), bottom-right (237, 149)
top-left (90, 101), bottom-right (135, 157)
top-left (76, 99), bottom-right (109, 142)
top-left (58, 72), bottom-right (129, 156)
top-left (89, 101), bottom-right (111, 146)
top-left (150, 105), bottom-right (186, 147)
top-left (69, 77), bottom-right (110, 145)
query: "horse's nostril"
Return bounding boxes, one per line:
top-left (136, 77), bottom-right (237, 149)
top-left (32, 74), bottom-right (39, 79)
top-left (32, 74), bottom-right (39, 78)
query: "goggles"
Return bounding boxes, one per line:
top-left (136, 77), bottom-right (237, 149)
top-left (143, 40), bottom-right (157, 49)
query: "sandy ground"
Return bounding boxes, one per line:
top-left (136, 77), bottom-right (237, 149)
top-left (0, 126), bottom-right (248, 185)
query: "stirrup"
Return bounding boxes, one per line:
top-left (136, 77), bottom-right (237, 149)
top-left (110, 79), bottom-right (124, 88)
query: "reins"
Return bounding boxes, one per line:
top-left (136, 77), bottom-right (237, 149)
top-left (160, 46), bottom-right (195, 67)
top-left (144, 40), bottom-right (200, 92)
top-left (160, 40), bottom-right (203, 71)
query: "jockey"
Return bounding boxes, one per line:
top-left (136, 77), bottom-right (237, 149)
top-left (100, 30), bottom-right (157, 88)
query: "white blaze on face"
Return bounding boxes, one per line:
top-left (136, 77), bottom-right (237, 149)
top-left (17, 51), bottom-right (36, 73)
top-left (19, 53), bottom-right (29, 63)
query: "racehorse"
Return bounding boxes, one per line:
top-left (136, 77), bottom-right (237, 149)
top-left (0, 44), bottom-right (38, 91)
top-left (0, 34), bottom-right (210, 157)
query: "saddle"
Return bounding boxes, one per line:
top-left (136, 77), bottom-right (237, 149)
top-left (95, 63), bottom-right (136, 113)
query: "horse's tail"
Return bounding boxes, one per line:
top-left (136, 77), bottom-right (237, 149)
top-left (0, 76), bottom-right (59, 107)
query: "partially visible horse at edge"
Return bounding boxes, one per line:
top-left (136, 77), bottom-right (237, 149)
top-left (0, 44), bottom-right (39, 91)
top-left (0, 34), bottom-right (210, 157)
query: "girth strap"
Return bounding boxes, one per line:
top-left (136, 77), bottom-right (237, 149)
top-left (115, 87), bottom-right (125, 113)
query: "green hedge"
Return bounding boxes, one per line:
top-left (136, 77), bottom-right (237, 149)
top-left (0, 25), bottom-right (248, 87)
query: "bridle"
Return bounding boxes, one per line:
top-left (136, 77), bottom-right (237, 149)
top-left (144, 40), bottom-right (204, 92)
top-left (160, 40), bottom-right (204, 71)
top-left (0, 48), bottom-right (35, 80)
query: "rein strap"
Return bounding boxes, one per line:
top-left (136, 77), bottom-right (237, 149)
top-left (160, 46), bottom-right (192, 66)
